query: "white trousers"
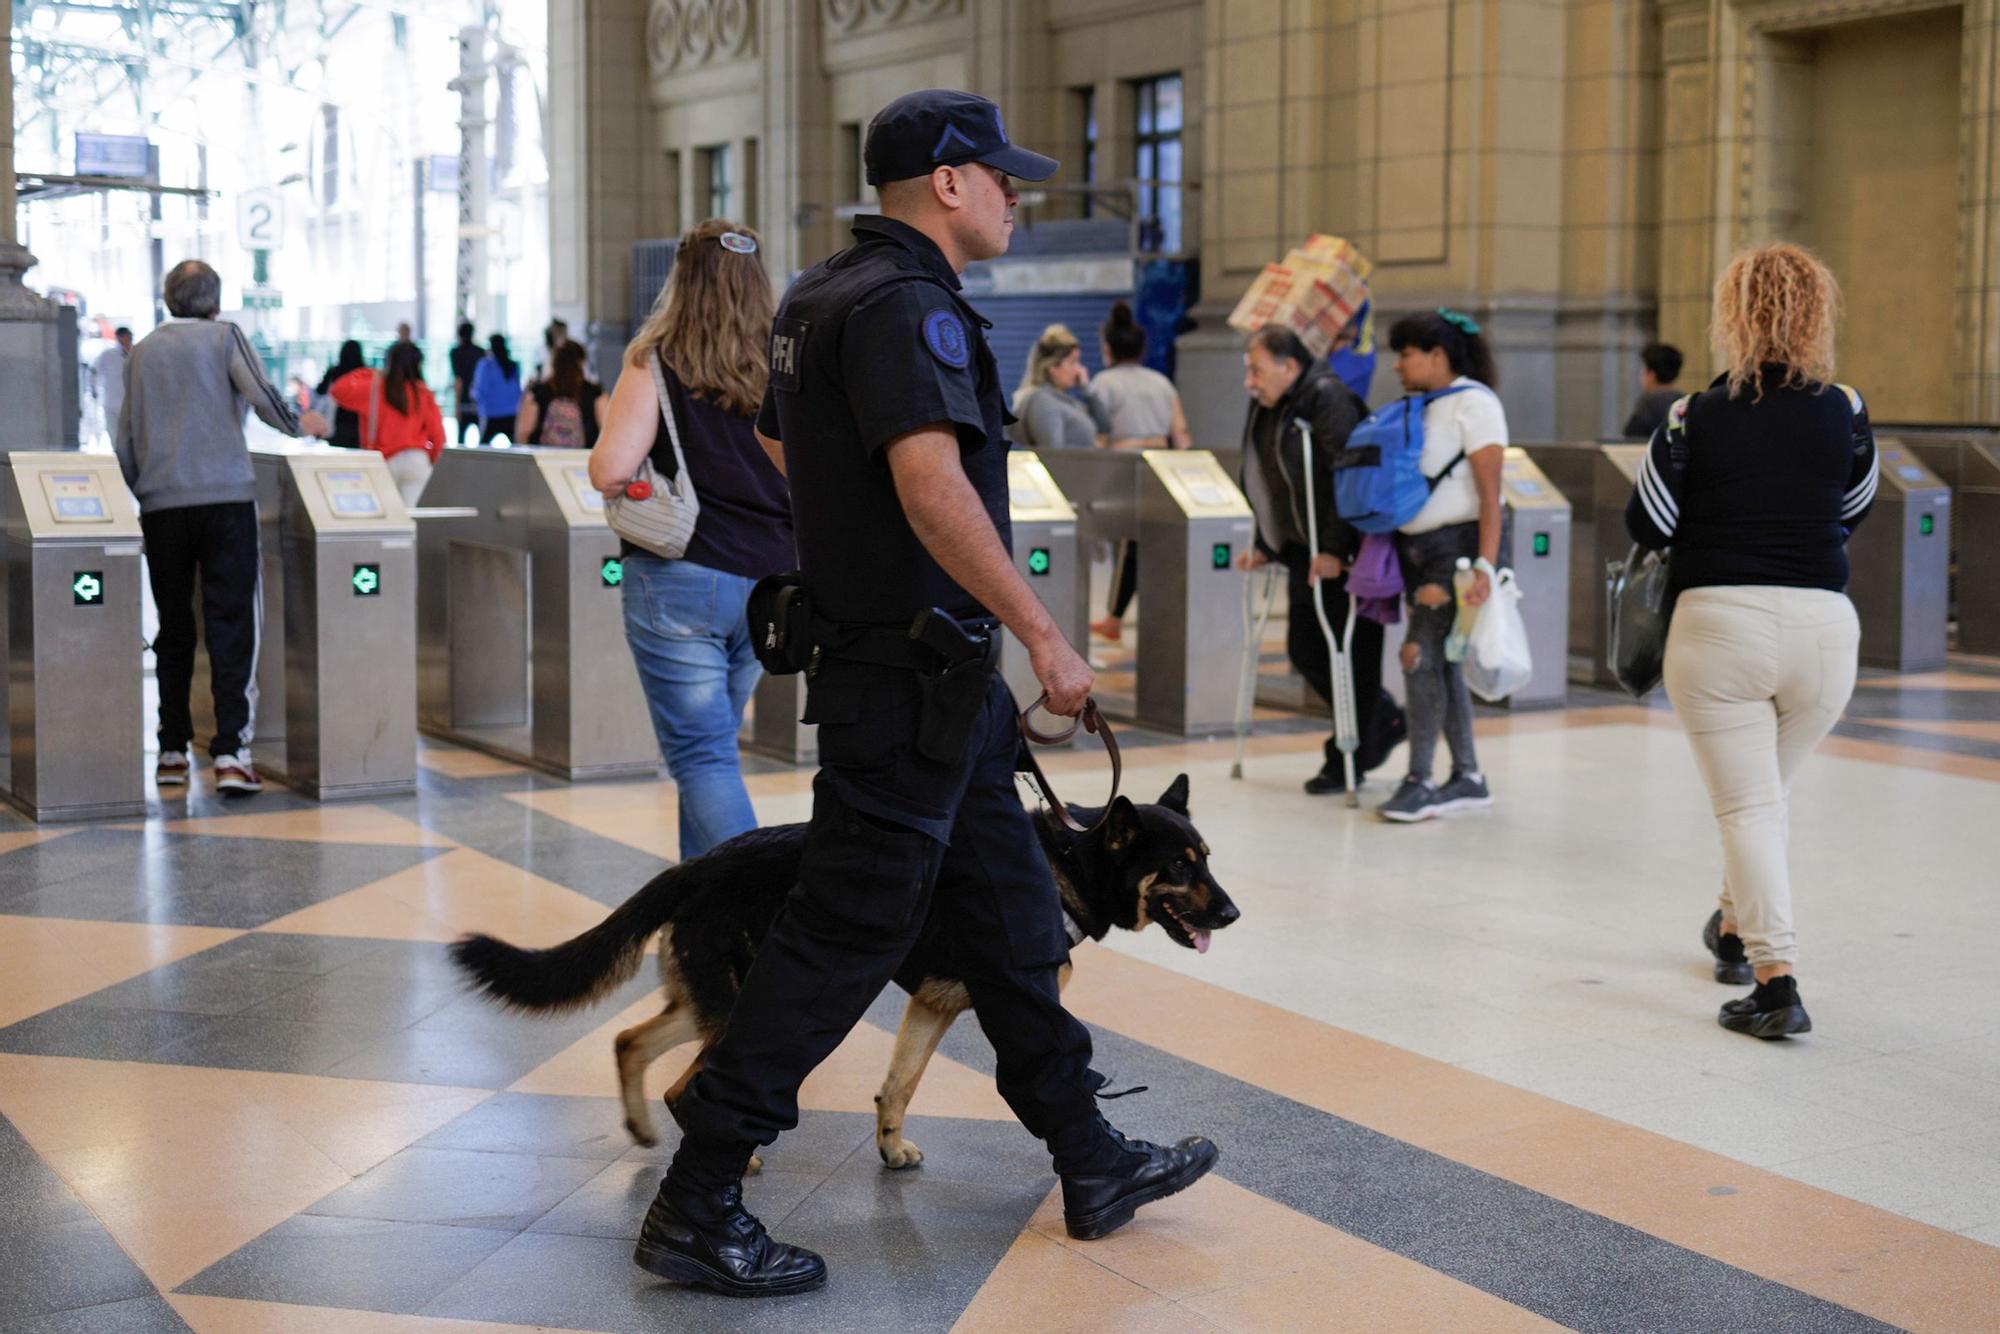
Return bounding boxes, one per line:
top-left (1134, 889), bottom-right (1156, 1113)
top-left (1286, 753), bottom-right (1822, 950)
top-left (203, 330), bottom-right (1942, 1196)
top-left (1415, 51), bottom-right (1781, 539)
top-left (1662, 585), bottom-right (1860, 968)
top-left (383, 449), bottom-right (433, 508)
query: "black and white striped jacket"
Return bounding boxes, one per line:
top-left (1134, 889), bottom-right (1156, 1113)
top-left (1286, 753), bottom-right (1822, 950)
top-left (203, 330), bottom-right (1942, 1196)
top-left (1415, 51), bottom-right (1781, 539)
top-left (1625, 371), bottom-right (1878, 595)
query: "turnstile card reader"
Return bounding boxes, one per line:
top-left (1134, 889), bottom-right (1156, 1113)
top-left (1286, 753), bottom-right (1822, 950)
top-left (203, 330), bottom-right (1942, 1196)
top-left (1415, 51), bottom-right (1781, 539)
top-left (1850, 442), bottom-right (1950, 671)
top-left (1496, 449), bottom-right (1573, 709)
top-left (417, 447), bottom-right (656, 779)
top-left (1137, 450), bottom-right (1255, 735)
top-left (1955, 442), bottom-right (2000, 655)
top-left (270, 448), bottom-right (417, 799)
top-left (0, 453), bottom-right (145, 821)
top-left (1002, 450), bottom-right (1086, 718)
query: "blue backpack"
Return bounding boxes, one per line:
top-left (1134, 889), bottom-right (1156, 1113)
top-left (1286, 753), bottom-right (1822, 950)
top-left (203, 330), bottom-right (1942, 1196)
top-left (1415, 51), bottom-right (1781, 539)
top-left (1332, 384), bottom-right (1476, 533)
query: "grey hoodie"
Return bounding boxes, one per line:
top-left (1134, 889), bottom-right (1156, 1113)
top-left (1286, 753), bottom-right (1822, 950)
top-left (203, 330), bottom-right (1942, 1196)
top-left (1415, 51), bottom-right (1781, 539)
top-left (115, 318), bottom-right (304, 512)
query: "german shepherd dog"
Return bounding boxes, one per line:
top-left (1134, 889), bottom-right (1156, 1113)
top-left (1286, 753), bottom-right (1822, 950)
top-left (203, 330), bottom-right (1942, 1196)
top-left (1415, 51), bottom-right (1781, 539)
top-left (452, 774), bottom-right (1238, 1170)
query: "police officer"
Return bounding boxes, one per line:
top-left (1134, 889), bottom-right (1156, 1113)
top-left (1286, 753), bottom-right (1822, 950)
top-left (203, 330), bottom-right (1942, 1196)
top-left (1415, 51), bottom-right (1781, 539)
top-left (632, 89), bottom-right (1218, 1299)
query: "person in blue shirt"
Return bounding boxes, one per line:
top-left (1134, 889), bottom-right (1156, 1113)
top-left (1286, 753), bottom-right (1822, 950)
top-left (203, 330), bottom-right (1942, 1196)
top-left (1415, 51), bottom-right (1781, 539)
top-left (471, 334), bottom-right (523, 441)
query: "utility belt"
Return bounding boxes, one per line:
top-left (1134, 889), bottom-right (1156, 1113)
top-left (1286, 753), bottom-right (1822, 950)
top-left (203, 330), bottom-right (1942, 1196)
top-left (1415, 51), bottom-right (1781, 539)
top-left (748, 571), bottom-right (999, 764)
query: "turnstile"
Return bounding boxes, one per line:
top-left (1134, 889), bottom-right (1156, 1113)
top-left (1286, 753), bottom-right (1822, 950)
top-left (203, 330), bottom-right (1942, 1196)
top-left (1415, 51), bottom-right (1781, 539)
top-left (743, 674), bottom-right (813, 766)
top-left (1001, 450), bottom-right (1087, 717)
top-left (1520, 441), bottom-right (1624, 686)
top-left (0, 453), bottom-right (145, 821)
top-left (1495, 449), bottom-right (1573, 708)
top-left (1849, 443), bottom-right (1951, 671)
top-left (1957, 442), bottom-right (2000, 655)
top-left (415, 447), bottom-right (656, 779)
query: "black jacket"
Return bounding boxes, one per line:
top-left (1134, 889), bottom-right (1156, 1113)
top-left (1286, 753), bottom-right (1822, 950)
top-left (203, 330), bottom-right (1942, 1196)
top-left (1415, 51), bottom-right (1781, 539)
top-left (1239, 362), bottom-right (1367, 560)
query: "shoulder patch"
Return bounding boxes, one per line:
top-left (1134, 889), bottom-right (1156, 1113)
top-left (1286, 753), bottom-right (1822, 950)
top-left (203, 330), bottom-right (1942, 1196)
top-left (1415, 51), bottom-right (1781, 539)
top-left (922, 308), bottom-right (971, 370)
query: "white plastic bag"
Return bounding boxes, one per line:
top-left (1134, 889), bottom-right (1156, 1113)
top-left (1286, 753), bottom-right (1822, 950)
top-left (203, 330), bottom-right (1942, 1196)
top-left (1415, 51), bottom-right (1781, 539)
top-left (1464, 568), bottom-right (1533, 702)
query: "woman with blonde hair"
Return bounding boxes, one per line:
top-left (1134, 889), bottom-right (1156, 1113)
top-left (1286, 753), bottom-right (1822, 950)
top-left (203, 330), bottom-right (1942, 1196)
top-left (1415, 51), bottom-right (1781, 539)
top-left (588, 220), bottom-right (794, 859)
top-left (1625, 241), bottom-right (1878, 1040)
top-left (1011, 324), bottom-right (1106, 448)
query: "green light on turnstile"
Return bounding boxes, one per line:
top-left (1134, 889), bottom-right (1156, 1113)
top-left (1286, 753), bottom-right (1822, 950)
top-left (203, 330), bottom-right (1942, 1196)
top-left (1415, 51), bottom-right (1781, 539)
top-left (1919, 514), bottom-right (1935, 536)
top-left (350, 563), bottom-right (381, 597)
top-left (71, 571), bottom-right (104, 606)
top-left (601, 557), bottom-right (624, 588)
top-left (1533, 532), bottom-right (1551, 558)
top-left (1027, 547), bottom-right (1051, 576)
top-left (1211, 542), bottom-right (1232, 570)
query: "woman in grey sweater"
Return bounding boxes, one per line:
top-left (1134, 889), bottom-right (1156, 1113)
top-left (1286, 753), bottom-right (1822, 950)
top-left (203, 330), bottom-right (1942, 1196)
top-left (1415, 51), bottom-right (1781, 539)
top-left (1010, 324), bottom-right (1106, 449)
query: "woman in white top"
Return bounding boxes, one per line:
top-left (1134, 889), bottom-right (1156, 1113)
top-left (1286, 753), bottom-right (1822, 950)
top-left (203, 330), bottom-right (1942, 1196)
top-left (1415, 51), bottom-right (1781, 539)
top-left (1376, 309), bottom-right (1509, 824)
top-left (1087, 301), bottom-right (1191, 639)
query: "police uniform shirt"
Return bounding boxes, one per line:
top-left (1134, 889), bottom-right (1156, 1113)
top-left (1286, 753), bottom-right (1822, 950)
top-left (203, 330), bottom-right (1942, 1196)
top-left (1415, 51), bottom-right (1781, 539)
top-left (757, 215), bottom-right (1012, 625)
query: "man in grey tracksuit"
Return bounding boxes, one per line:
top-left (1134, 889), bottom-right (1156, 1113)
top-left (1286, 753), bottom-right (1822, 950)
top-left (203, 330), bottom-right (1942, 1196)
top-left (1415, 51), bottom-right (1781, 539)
top-left (115, 259), bottom-right (327, 793)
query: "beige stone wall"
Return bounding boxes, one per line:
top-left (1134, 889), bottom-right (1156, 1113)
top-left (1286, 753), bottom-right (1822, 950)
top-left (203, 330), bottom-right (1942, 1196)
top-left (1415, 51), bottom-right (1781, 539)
top-left (559, 0), bottom-right (2000, 436)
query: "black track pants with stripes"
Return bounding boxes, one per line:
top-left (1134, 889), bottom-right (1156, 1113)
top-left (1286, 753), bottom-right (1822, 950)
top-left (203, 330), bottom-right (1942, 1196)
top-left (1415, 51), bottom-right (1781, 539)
top-left (142, 501), bottom-right (260, 759)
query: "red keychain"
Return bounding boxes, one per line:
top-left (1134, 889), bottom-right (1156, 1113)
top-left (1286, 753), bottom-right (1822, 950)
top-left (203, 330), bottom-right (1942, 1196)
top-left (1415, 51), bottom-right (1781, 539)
top-left (625, 479), bottom-right (653, 500)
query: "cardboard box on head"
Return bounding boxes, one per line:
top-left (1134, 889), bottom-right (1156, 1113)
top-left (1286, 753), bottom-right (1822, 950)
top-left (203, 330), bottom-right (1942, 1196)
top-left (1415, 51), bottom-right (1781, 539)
top-left (1226, 234), bottom-right (1373, 359)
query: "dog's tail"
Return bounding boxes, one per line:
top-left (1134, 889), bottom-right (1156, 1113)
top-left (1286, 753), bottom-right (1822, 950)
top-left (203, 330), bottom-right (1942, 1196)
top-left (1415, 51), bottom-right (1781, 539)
top-left (450, 862), bottom-right (689, 1015)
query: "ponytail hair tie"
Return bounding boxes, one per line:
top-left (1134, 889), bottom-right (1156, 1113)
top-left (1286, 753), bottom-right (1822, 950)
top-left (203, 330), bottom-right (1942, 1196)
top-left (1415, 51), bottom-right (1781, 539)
top-left (1436, 307), bottom-right (1481, 337)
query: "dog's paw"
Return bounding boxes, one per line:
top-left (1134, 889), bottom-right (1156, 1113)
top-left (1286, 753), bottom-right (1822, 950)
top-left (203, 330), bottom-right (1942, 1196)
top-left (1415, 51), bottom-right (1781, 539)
top-left (746, 1153), bottom-right (764, 1176)
top-left (624, 1117), bottom-right (659, 1148)
top-left (878, 1138), bottom-right (924, 1170)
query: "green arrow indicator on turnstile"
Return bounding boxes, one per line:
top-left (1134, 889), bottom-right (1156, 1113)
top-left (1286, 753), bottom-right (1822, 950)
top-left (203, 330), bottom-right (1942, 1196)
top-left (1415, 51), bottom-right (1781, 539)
top-left (601, 557), bottom-right (624, 588)
top-left (1533, 532), bottom-right (1551, 557)
top-left (71, 571), bottom-right (104, 606)
top-left (1027, 547), bottom-right (1051, 576)
top-left (351, 563), bottom-right (381, 596)
top-left (1211, 542), bottom-right (1232, 570)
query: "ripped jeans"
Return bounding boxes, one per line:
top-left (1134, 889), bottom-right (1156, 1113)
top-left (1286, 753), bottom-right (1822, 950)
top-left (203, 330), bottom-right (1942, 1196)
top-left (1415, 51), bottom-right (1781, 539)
top-left (1395, 521), bottom-right (1483, 783)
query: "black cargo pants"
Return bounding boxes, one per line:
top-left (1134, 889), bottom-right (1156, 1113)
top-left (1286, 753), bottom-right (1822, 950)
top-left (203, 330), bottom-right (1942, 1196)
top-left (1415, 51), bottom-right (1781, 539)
top-left (666, 660), bottom-right (1104, 1190)
top-left (141, 501), bottom-right (261, 759)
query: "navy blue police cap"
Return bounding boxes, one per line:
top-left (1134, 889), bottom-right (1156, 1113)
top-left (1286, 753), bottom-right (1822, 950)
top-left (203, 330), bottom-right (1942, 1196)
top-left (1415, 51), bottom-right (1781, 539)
top-left (864, 89), bottom-right (1059, 187)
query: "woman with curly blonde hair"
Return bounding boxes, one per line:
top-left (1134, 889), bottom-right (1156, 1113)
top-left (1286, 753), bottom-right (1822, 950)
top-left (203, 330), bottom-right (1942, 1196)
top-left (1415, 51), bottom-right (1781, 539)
top-left (1625, 241), bottom-right (1878, 1040)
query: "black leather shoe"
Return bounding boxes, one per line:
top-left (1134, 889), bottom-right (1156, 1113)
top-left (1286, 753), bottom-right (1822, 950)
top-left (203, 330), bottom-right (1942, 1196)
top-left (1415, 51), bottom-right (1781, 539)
top-left (1062, 1135), bottom-right (1219, 1240)
top-left (1702, 909), bottom-right (1754, 986)
top-left (633, 1180), bottom-right (826, 1297)
top-left (1303, 764), bottom-right (1354, 796)
top-left (1719, 975), bottom-right (1812, 1040)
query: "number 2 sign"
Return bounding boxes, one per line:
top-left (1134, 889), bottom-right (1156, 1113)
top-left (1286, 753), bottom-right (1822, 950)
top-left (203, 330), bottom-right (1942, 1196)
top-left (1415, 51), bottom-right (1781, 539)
top-left (237, 188), bottom-right (285, 250)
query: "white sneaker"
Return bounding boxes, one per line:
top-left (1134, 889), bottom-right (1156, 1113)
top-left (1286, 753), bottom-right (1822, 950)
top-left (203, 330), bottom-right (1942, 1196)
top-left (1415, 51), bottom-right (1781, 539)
top-left (213, 752), bottom-right (263, 794)
top-left (155, 750), bottom-right (191, 787)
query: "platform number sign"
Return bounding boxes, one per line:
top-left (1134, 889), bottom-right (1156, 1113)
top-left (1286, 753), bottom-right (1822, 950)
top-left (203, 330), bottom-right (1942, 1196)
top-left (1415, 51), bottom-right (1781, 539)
top-left (1026, 547), bottom-right (1051, 577)
top-left (351, 563), bottom-right (381, 597)
top-left (1211, 542), bottom-right (1232, 571)
top-left (600, 557), bottom-right (624, 588)
top-left (71, 571), bottom-right (104, 606)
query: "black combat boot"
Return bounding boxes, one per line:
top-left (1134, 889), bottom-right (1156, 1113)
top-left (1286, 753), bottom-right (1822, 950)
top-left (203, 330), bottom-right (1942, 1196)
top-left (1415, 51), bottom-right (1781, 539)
top-left (1060, 1132), bottom-right (1219, 1240)
top-left (1702, 909), bottom-right (1754, 985)
top-left (633, 1178), bottom-right (826, 1298)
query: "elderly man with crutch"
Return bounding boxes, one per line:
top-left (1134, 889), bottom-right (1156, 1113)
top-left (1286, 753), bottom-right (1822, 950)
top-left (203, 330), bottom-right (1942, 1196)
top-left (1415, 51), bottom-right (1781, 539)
top-left (1232, 326), bottom-right (1403, 796)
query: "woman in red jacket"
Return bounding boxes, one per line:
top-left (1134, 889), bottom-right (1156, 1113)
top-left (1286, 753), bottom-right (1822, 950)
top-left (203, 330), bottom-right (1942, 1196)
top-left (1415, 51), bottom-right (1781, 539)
top-left (330, 341), bottom-right (447, 504)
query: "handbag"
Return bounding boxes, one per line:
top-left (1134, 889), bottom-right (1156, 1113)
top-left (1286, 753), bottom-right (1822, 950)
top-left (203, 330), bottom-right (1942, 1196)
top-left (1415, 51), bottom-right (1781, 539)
top-left (605, 353), bottom-right (701, 559)
top-left (1606, 544), bottom-right (1674, 697)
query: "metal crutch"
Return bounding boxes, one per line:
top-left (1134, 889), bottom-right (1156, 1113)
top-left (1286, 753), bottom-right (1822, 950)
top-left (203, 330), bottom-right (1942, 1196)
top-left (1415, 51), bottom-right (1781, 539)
top-left (1296, 418), bottom-right (1362, 808)
top-left (1230, 561), bottom-right (1282, 779)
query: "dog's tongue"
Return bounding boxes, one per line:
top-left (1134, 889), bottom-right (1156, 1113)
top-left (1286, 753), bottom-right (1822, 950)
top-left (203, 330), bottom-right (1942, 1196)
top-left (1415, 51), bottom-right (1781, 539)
top-left (1194, 929), bottom-right (1211, 954)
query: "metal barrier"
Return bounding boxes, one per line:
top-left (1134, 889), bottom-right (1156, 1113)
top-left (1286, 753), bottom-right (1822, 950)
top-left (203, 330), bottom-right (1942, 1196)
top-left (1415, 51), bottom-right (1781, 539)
top-left (1957, 442), bottom-right (2000, 655)
top-left (742, 674), bottom-right (813, 766)
top-left (1495, 449), bottom-right (1573, 708)
top-left (1000, 450), bottom-right (1087, 720)
top-left (1041, 448), bottom-right (1254, 733)
top-left (0, 453), bottom-right (145, 821)
top-left (415, 446), bottom-right (656, 779)
top-left (1850, 441), bottom-right (1951, 671)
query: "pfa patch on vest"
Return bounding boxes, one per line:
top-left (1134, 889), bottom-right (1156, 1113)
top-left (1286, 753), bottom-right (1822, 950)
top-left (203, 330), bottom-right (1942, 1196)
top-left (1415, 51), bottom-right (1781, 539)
top-left (922, 309), bottom-right (970, 369)
top-left (770, 317), bottom-right (809, 391)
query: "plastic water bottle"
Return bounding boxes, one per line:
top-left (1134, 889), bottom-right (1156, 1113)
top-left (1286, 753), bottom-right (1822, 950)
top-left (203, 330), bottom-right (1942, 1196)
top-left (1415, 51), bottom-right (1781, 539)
top-left (1445, 557), bottom-right (1477, 662)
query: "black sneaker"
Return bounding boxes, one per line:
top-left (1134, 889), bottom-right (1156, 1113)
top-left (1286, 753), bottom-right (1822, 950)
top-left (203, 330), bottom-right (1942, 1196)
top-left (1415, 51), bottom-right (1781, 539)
top-left (1702, 909), bottom-right (1754, 986)
top-left (1062, 1134), bottom-right (1219, 1240)
top-left (1304, 762), bottom-right (1357, 796)
top-left (1376, 775), bottom-right (1443, 823)
top-left (1718, 975), bottom-right (1812, 1040)
top-left (633, 1180), bottom-right (827, 1298)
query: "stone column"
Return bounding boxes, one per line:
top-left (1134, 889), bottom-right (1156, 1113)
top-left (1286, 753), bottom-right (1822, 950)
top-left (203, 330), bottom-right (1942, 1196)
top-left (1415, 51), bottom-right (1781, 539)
top-left (0, 0), bottom-right (67, 454)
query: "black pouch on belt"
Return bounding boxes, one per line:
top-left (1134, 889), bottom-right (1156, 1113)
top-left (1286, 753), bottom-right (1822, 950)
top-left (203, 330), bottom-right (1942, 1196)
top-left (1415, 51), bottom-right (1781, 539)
top-left (747, 571), bottom-right (814, 676)
top-left (911, 608), bottom-right (1000, 765)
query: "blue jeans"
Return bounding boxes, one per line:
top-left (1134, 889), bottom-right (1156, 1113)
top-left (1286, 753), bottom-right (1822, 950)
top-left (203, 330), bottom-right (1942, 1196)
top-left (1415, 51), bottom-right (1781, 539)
top-left (620, 553), bottom-right (762, 861)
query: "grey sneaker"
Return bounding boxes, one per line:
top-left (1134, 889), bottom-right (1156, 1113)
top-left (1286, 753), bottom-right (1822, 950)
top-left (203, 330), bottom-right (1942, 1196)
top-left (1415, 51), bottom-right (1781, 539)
top-left (1377, 776), bottom-right (1443, 823)
top-left (1435, 771), bottom-right (1493, 814)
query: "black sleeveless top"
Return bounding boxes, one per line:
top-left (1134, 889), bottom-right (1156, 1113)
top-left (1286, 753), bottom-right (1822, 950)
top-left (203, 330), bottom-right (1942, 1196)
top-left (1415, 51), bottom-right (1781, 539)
top-left (625, 357), bottom-right (795, 581)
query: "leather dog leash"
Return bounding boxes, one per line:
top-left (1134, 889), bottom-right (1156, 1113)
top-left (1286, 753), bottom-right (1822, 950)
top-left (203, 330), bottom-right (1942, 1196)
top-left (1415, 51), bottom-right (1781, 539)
top-left (1018, 694), bottom-right (1122, 834)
